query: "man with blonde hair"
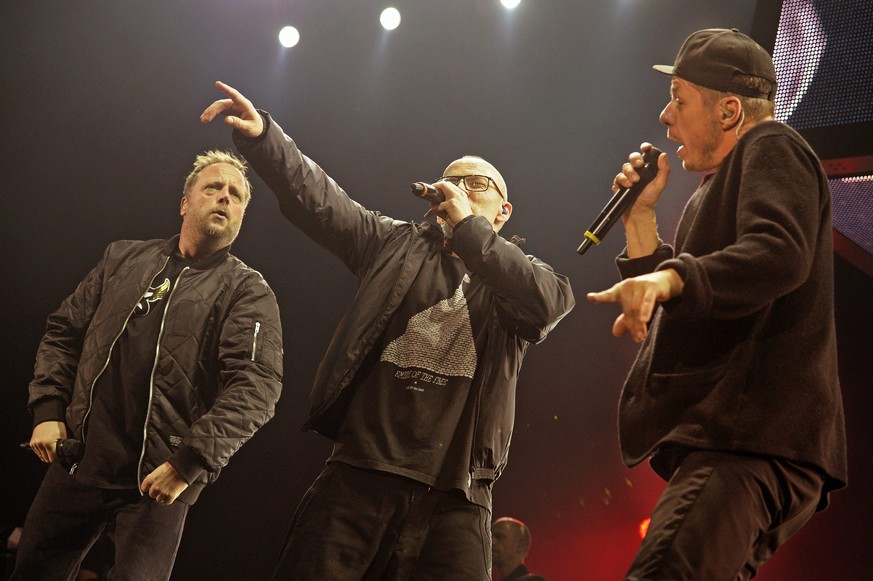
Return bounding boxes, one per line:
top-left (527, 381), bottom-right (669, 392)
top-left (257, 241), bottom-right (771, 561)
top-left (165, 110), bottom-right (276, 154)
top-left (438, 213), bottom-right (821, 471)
top-left (12, 150), bottom-right (283, 580)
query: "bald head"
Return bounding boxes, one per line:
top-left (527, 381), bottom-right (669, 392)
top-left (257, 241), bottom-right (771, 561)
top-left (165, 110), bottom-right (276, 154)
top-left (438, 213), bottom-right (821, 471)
top-left (439, 154), bottom-right (512, 233)
top-left (443, 155), bottom-right (508, 201)
top-left (492, 517), bottom-right (532, 575)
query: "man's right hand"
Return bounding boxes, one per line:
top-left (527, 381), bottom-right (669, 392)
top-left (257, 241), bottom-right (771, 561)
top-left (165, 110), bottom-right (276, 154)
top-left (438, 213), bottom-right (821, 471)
top-left (200, 81), bottom-right (264, 138)
top-left (614, 142), bottom-right (671, 258)
top-left (30, 420), bottom-right (68, 464)
top-left (614, 142), bottom-right (671, 214)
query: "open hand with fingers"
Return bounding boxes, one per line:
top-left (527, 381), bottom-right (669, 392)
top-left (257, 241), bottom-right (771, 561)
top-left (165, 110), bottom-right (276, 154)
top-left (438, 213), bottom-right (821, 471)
top-left (200, 81), bottom-right (264, 138)
top-left (586, 269), bottom-right (683, 342)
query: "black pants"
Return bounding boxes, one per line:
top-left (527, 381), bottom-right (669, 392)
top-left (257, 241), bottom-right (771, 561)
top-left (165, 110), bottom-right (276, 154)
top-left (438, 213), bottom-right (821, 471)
top-left (273, 462), bottom-right (492, 580)
top-left (10, 463), bottom-right (189, 581)
top-left (626, 449), bottom-right (824, 581)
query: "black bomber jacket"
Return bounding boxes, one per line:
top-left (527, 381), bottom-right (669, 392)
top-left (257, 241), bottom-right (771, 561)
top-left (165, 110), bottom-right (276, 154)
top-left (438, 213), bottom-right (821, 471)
top-left (27, 236), bottom-right (283, 504)
top-left (234, 114), bottom-right (575, 507)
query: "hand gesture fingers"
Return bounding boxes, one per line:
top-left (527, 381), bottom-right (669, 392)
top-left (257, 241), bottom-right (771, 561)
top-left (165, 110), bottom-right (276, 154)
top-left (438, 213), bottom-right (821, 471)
top-left (200, 81), bottom-right (264, 138)
top-left (587, 280), bottom-right (656, 342)
top-left (587, 270), bottom-right (683, 343)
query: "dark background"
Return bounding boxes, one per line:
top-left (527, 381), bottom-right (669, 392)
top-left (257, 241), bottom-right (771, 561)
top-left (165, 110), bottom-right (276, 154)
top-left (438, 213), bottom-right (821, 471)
top-left (1, 1), bottom-right (870, 579)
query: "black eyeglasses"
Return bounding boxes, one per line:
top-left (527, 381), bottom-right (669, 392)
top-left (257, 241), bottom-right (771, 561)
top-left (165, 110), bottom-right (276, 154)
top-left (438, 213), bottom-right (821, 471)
top-left (437, 175), bottom-right (505, 200)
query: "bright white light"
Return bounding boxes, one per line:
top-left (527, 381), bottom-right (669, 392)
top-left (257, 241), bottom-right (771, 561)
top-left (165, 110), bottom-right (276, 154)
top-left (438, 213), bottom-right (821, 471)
top-left (278, 26), bottom-right (300, 48)
top-left (501, 0), bottom-right (522, 9)
top-left (380, 7), bottom-right (401, 31)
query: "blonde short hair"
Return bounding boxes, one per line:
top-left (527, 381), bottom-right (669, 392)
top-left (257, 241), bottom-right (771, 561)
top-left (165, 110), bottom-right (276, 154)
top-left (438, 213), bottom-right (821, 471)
top-left (183, 150), bottom-right (252, 203)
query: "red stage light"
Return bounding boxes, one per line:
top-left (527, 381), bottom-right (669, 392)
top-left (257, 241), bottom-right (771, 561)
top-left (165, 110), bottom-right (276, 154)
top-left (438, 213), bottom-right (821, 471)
top-left (638, 518), bottom-right (650, 539)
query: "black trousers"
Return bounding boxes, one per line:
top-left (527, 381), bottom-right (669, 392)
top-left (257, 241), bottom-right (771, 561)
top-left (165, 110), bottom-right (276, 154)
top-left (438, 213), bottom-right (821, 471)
top-left (10, 463), bottom-right (189, 581)
top-left (273, 462), bottom-right (492, 580)
top-left (626, 449), bottom-right (824, 581)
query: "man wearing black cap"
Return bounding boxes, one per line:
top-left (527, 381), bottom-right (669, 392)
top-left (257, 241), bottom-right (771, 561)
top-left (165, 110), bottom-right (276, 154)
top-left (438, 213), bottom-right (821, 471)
top-left (588, 28), bottom-right (847, 579)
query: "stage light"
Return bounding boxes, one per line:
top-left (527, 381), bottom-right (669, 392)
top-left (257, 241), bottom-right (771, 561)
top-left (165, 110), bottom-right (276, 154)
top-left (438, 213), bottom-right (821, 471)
top-left (501, 0), bottom-right (522, 9)
top-left (638, 518), bottom-right (650, 539)
top-left (278, 26), bottom-right (300, 48)
top-left (380, 7), bottom-right (401, 31)
top-left (840, 175), bottom-right (873, 184)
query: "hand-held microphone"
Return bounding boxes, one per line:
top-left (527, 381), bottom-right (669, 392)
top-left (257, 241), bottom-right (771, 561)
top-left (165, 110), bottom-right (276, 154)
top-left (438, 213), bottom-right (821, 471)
top-left (410, 182), bottom-right (445, 204)
top-left (576, 146), bottom-right (663, 255)
top-left (21, 438), bottom-right (85, 468)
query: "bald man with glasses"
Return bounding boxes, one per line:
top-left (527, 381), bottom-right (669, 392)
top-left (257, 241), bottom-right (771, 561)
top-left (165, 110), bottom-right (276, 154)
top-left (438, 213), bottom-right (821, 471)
top-left (202, 81), bottom-right (574, 580)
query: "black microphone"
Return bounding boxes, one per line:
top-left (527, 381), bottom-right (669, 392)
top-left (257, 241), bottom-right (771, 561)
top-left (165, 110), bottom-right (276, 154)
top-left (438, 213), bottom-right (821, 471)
top-left (410, 182), bottom-right (445, 204)
top-left (576, 146), bottom-right (663, 255)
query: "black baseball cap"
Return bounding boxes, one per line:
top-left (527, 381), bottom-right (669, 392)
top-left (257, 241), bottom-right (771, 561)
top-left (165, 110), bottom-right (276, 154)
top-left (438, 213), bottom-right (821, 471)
top-left (653, 28), bottom-right (777, 100)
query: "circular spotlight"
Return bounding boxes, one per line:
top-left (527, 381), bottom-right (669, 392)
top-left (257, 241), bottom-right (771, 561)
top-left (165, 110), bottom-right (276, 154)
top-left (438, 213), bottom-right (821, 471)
top-left (380, 7), bottom-right (401, 31)
top-left (278, 26), bottom-right (300, 48)
top-left (501, 0), bottom-right (522, 9)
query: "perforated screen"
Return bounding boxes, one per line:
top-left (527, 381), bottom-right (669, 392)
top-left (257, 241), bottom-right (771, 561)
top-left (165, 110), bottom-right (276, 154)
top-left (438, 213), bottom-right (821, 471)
top-left (761, 0), bottom-right (873, 267)
top-left (772, 0), bottom-right (873, 128)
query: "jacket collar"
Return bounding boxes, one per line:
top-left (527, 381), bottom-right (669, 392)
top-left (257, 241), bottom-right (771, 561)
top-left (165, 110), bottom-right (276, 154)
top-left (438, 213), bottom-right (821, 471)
top-left (163, 234), bottom-right (232, 270)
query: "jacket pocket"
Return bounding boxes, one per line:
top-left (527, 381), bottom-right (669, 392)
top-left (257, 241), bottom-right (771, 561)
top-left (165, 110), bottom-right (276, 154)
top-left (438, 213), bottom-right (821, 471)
top-left (251, 322), bottom-right (283, 375)
top-left (650, 363), bottom-right (727, 397)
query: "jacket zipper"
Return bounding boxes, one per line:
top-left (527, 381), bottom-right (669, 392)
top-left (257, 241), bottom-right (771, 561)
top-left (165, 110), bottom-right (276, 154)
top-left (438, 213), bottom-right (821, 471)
top-left (252, 321), bottom-right (261, 361)
top-left (468, 293), bottom-right (497, 487)
top-left (137, 265), bottom-right (189, 494)
top-left (75, 255), bottom-right (172, 475)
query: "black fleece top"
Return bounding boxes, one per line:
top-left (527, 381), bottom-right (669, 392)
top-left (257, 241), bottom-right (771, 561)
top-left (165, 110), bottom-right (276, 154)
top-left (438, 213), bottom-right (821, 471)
top-left (616, 121), bottom-right (847, 507)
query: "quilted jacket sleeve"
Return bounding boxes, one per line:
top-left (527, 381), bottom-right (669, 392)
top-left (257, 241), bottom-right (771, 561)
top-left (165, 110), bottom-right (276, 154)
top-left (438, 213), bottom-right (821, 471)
top-left (28, 245), bottom-right (109, 425)
top-left (168, 269), bottom-right (284, 484)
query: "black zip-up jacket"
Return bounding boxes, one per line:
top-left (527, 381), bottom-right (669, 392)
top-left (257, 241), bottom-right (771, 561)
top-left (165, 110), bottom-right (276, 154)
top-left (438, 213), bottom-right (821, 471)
top-left (28, 236), bottom-right (283, 504)
top-left (234, 113), bottom-right (574, 502)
